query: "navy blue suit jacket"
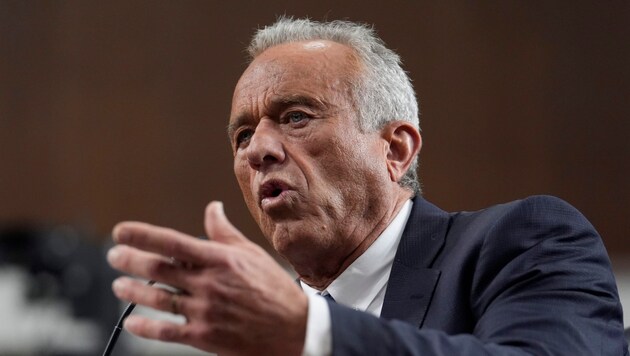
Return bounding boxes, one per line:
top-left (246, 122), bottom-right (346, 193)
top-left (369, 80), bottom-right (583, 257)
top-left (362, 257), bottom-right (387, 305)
top-left (328, 196), bottom-right (627, 355)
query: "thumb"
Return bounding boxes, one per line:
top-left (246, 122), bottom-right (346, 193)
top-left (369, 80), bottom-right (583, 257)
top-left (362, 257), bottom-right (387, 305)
top-left (204, 201), bottom-right (248, 245)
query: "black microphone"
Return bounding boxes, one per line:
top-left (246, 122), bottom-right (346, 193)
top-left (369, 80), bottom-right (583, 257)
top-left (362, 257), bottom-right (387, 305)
top-left (103, 237), bottom-right (205, 355)
top-left (102, 280), bottom-right (155, 356)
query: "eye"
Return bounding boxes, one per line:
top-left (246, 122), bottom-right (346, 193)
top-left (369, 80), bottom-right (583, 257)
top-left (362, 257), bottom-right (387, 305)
top-left (235, 129), bottom-right (254, 147)
top-left (286, 111), bottom-right (309, 124)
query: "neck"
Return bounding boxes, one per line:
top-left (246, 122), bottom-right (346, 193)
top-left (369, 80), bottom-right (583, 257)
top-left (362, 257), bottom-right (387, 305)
top-left (297, 190), bottom-right (413, 290)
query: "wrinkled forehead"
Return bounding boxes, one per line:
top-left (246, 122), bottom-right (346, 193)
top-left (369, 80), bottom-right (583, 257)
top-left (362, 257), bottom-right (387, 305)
top-left (230, 40), bottom-right (361, 116)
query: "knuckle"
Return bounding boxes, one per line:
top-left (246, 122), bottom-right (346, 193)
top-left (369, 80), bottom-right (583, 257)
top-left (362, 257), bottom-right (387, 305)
top-left (198, 274), bottom-right (221, 297)
top-left (222, 253), bottom-right (239, 269)
top-left (199, 300), bottom-right (217, 320)
top-left (156, 325), bottom-right (178, 341)
top-left (224, 254), bottom-right (247, 275)
top-left (146, 259), bottom-right (169, 277)
top-left (196, 277), bottom-right (217, 297)
top-left (165, 237), bottom-right (186, 257)
top-left (154, 290), bottom-right (171, 310)
top-left (195, 323), bottom-right (216, 341)
top-left (178, 327), bottom-right (193, 343)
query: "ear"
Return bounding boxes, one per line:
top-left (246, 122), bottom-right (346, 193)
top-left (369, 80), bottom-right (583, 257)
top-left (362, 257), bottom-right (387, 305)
top-left (381, 121), bottom-right (422, 183)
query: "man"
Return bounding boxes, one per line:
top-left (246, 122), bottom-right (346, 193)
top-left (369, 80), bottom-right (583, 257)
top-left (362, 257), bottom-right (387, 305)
top-left (107, 18), bottom-right (627, 355)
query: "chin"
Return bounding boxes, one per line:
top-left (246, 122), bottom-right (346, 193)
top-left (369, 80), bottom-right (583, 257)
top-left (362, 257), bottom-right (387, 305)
top-left (273, 228), bottom-right (336, 268)
top-left (269, 228), bottom-right (300, 257)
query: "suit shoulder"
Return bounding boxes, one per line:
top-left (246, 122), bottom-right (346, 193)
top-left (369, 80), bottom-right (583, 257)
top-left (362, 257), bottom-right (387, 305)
top-left (501, 194), bottom-right (583, 215)
top-left (457, 195), bottom-right (592, 230)
top-left (447, 195), bottom-right (601, 261)
top-left (474, 194), bottom-right (578, 214)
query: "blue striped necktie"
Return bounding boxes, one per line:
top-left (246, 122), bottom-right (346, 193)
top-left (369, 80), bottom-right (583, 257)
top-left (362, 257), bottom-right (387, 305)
top-left (322, 293), bottom-right (335, 303)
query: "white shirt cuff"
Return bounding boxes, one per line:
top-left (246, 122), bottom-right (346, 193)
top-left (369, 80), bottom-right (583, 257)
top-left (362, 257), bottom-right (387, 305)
top-left (302, 293), bottom-right (332, 356)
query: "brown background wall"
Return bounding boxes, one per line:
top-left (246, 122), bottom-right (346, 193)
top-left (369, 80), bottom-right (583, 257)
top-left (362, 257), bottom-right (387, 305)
top-left (1, 1), bottom-right (628, 261)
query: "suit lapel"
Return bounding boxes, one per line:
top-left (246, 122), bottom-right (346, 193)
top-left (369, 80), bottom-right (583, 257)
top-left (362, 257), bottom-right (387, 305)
top-left (380, 197), bottom-right (451, 328)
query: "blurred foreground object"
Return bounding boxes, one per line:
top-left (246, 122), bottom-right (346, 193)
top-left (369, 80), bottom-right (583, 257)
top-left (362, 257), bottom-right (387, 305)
top-left (0, 224), bottom-right (121, 356)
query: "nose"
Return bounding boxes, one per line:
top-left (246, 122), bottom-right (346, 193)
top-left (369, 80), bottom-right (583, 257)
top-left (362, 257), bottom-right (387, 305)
top-left (246, 119), bottom-right (286, 171)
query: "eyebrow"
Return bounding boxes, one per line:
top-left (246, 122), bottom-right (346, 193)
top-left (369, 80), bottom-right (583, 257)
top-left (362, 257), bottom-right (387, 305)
top-left (226, 94), bottom-right (328, 139)
top-left (278, 94), bottom-right (327, 110)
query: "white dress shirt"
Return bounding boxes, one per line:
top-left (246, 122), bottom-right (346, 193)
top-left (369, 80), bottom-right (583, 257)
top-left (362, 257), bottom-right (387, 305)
top-left (300, 200), bottom-right (413, 356)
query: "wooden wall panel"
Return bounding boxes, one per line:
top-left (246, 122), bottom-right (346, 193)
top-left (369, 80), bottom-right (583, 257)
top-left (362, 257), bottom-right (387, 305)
top-left (1, 1), bottom-right (628, 259)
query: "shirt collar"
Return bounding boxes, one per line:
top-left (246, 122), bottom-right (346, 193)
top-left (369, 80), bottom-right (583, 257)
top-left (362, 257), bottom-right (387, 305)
top-left (301, 200), bottom-right (413, 310)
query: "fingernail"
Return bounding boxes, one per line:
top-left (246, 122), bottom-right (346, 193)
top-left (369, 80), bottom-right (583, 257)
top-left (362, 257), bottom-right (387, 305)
top-left (112, 278), bottom-right (126, 293)
top-left (116, 229), bottom-right (130, 243)
top-left (107, 246), bottom-right (121, 264)
top-left (208, 201), bottom-right (224, 218)
top-left (124, 316), bottom-right (138, 330)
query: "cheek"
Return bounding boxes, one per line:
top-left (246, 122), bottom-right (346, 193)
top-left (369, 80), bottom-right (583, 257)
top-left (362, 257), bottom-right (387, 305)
top-left (233, 158), bottom-right (275, 236)
top-left (330, 136), bottom-right (382, 174)
top-left (234, 159), bottom-right (256, 207)
top-left (329, 138), bottom-right (390, 194)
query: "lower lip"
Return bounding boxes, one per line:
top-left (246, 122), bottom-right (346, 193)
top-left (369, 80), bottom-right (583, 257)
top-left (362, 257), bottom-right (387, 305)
top-left (261, 190), bottom-right (293, 211)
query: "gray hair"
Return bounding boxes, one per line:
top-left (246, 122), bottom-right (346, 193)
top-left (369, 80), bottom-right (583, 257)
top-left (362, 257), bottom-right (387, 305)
top-left (247, 17), bottom-right (421, 194)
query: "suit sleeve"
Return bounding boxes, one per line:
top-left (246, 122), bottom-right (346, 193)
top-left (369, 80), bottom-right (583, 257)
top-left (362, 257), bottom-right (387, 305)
top-left (327, 196), bottom-right (627, 356)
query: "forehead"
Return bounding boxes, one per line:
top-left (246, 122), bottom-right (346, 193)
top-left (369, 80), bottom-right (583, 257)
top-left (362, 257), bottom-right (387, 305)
top-left (230, 40), bottom-right (359, 120)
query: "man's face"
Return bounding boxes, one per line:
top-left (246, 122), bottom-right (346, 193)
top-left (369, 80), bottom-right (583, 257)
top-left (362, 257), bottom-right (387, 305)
top-left (229, 41), bottom-right (393, 277)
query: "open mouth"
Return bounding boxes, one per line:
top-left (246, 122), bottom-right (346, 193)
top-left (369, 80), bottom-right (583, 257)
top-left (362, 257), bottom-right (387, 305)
top-left (259, 180), bottom-right (290, 204)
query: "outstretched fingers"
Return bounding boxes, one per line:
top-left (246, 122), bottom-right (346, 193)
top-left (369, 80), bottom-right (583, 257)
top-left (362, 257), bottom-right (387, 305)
top-left (107, 245), bottom-right (194, 290)
top-left (124, 315), bottom-right (193, 344)
top-left (112, 221), bottom-right (223, 267)
top-left (112, 277), bottom-right (193, 316)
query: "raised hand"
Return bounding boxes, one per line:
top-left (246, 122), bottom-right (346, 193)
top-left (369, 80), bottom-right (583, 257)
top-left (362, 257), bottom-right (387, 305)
top-left (107, 202), bottom-right (308, 356)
